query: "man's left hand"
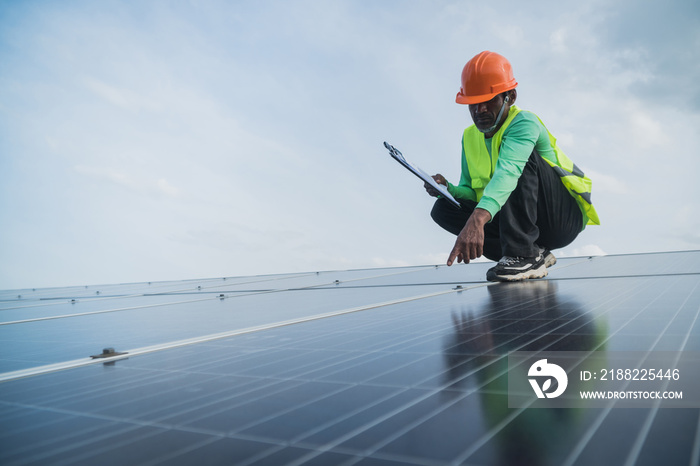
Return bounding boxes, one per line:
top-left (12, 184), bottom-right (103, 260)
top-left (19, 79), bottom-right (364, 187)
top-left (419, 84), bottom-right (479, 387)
top-left (447, 208), bottom-right (492, 265)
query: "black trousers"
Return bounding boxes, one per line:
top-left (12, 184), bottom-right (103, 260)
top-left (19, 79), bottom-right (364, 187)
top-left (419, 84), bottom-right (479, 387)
top-left (430, 151), bottom-right (583, 261)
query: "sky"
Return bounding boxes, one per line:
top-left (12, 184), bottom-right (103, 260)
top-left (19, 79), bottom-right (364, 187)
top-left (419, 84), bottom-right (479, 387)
top-left (1, 0), bottom-right (699, 290)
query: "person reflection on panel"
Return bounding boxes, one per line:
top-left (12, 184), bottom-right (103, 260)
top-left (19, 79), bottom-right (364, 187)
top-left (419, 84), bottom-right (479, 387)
top-left (443, 281), bottom-right (607, 466)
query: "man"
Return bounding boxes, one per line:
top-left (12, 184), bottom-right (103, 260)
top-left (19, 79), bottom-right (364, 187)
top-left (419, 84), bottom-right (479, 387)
top-left (426, 51), bottom-right (599, 282)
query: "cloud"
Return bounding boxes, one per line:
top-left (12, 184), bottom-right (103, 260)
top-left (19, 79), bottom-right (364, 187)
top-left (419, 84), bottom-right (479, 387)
top-left (673, 233), bottom-right (700, 248)
top-left (595, 0), bottom-right (700, 109)
top-left (549, 28), bottom-right (568, 54)
top-left (627, 107), bottom-right (669, 148)
top-left (74, 165), bottom-right (179, 197)
top-left (157, 178), bottom-right (179, 197)
top-left (370, 257), bottom-right (413, 268)
top-left (83, 76), bottom-right (158, 111)
top-left (585, 170), bottom-right (629, 195)
top-left (669, 205), bottom-right (700, 248)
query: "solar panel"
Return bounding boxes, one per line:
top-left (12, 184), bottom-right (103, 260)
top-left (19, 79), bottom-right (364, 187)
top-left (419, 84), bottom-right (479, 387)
top-left (1, 252), bottom-right (699, 465)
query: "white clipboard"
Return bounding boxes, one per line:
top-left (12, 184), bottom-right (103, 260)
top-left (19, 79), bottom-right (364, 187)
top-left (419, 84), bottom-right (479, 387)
top-left (383, 142), bottom-right (461, 208)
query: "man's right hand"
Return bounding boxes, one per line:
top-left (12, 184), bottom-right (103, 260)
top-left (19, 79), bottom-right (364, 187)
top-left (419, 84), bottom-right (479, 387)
top-left (446, 208), bottom-right (491, 265)
top-left (424, 174), bottom-right (448, 197)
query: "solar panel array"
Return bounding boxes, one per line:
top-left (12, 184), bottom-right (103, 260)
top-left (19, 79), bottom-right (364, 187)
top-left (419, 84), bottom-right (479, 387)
top-left (1, 252), bottom-right (699, 465)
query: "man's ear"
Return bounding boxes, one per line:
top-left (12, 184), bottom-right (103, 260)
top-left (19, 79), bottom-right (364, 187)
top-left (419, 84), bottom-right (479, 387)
top-left (507, 89), bottom-right (517, 105)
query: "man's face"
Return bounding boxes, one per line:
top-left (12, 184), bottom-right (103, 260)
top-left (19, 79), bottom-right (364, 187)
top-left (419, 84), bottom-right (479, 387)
top-left (469, 94), bottom-right (506, 134)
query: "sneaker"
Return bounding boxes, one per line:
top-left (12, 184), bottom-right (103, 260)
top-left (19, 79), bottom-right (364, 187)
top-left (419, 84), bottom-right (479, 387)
top-left (486, 254), bottom-right (547, 282)
top-left (541, 248), bottom-right (557, 268)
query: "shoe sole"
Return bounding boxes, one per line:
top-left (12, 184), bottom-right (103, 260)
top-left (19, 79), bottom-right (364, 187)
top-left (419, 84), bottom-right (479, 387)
top-left (486, 263), bottom-right (548, 282)
top-left (544, 252), bottom-right (557, 268)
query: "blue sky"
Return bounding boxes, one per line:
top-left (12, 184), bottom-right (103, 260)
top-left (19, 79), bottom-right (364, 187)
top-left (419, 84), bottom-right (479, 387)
top-left (1, 0), bottom-right (699, 289)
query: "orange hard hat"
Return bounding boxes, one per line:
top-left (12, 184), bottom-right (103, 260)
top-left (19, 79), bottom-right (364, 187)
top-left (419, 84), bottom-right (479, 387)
top-left (456, 51), bottom-right (518, 105)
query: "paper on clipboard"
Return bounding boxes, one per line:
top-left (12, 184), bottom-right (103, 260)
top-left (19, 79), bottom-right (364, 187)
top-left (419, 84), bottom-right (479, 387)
top-left (383, 142), bottom-right (461, 208)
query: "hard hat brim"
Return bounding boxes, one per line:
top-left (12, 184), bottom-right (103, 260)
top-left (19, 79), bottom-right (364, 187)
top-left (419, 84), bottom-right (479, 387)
top-left (455, 91), bottom-right (500, 105)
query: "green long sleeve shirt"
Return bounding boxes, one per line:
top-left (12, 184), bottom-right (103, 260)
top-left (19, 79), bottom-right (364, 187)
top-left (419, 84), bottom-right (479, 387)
top-left (446, 111), bottom-right (559, 219)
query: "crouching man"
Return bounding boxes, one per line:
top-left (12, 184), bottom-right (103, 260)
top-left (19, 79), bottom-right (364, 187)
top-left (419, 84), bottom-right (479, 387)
top-left (427, 51), bottom-right (599, 281)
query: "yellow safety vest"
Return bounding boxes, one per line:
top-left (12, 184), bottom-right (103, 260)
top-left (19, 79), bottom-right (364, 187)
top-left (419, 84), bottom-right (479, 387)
top-left (462, 106), bottom-right (600, 226)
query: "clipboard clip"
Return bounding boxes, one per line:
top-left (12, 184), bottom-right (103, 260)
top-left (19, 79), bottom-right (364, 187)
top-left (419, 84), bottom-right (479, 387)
top-left (383, 141), bottom-right (406, 163)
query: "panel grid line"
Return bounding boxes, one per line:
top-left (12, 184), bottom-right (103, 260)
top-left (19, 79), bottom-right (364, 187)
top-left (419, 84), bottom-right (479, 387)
top-left (621, 283), bottom-right (700, 466)
top-left (560, 280), bottom-right (700, 466)
top-left (281, 278), bottom-right (654, 466)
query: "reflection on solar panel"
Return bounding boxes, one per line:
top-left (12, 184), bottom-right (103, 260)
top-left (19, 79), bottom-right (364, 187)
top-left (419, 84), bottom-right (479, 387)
top-left (1, 251), bottom-right (699, 465)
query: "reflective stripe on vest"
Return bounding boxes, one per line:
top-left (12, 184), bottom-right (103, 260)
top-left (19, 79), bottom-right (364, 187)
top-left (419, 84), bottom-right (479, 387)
top-left (462, 105), bottom-right (600, 226)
